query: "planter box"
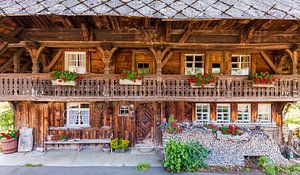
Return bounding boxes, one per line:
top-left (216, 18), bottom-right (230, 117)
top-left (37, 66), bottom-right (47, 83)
top-left (52, 79), bottom-right (76, 86)
top-left (119, 79), bottom-right (142, 86)
top-left (252, 82), bottom-right (274, 88)
top-left (190, 83), bottom-right (215, 88)
top-left (216, 131), bottom-right (249, 141)
top-left (1, 138), bottom-right (17, 154)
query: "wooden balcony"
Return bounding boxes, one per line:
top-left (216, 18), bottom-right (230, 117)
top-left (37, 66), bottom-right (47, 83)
top-left (0, 73), bottom-right (300, 102)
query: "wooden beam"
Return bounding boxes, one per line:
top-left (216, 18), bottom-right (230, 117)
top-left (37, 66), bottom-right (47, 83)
top-left (81, 23), bottom-right (90, 41)
top-left (0, 48), bottom-right (24, 72)
top-left (276, 55), bottom-right (288, 73)
top-left (40, 53), bottom-right (49, 72)
top-left (161, 51), bottom-right (173, 67)
top-left (45, 50), bottom-right (62, 72)
top-left (178, 22), bottom-right (194, 43)
top-left (13, 48), bottom-right (25, 73)
top-left (20, 61), bottom-right (31, 72)
top-left (286, 49), bottom-right (299, 74)
top-left (0, 41), bottom-right (8, 55)
top-left (96, 46), bottom-right (118, 74)
top-left (260, 51), bottom-right (280, 73)
top-left (108, 16), bottom-right (120, 30)
top-left (26, 46), bottom-right (45, 73)
top-left (165, 22), bottom-right (171, 42)
top-left (140, 27), bottom-right (152, 42)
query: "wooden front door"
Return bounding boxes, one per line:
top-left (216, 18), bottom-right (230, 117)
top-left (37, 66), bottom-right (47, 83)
top-left (136, 104), bottom-right (154, 144)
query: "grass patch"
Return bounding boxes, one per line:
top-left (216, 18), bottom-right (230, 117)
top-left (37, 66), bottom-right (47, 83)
top-left (136, 162), bottom-right (150, 171)
top-left (23, 163), bottom-right (43, 167)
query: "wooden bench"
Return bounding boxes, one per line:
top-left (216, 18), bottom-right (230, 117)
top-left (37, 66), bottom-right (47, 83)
top-left (44, 138), bottom-right (112, 152)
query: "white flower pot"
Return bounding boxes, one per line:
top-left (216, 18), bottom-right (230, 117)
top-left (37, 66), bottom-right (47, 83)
top-left (190, 83), bottom-right (215, 88)
top-left (216, 131), bottom-right (249, 141)
top-left (119, 79), bottom-right (142, 85)
top-left (52, 79), bottom-right (76, 86)
top-left (252, 82), bottom-right (274, 88)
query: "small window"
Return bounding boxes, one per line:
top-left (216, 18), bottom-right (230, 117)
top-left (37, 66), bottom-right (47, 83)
top-left (195, 103), bottom-right (210, 124)
top-left (65, 51), bottom-right (86, 74)
top-left (119, 106), bottom-right (130, 116)
top-left (185, 54), bottom-right (204, 75)
top-left (231, 55), bottom-right (250, 75)
top-left (237, 104), bottom-right (251, 123)
top-left (137, 63), bottom-right (150, 74)
top-left (216, 104), bottom-right (230, 123)
top-left (66, 103), bottom-right (90, 127)
top-left (258, 104), bottom-right (271, 123)
top-left (212, 63), bottom-right (220, 74)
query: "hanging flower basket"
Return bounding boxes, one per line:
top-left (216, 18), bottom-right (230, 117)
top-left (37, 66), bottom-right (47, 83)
top-left (251, 71), bottom-right (277, 88)
top-left (50, 71), bottom-right (83, 86)
top-left (188, 73), bottom-right (219, 89)
top-left (117, 70), bottom-right (143, 86)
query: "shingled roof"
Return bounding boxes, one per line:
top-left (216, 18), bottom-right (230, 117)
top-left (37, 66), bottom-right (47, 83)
top-left (0, 0), bottom-right (300, 19)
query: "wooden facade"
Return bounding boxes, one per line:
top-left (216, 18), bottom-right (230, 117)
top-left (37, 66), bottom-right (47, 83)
top-left (0, 15), bottom-right (299, 148)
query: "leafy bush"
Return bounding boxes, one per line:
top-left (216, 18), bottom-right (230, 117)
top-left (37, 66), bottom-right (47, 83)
top-left (0, 109), bottom-right (14, 132)
top-left (111, 138), bottom-right (129, 150)
top-left (257, 156), bottom-right (300, 175)
top-left (136, 162), bottom-right (150, 171)
top-left (160, 114), bottom-right (182, 134)
top-left (163, 140), bottom-right (209, 173)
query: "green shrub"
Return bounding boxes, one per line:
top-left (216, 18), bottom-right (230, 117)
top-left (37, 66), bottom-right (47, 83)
top-left (0, 109), bottom-right (14, 132)
top-left (163, 140), bottom-right (209, 173)
top-left (258, 156), bottom-right (276, 175)
top-left (136, 162), bottom-right (150, 171)
top-left (111, 138), bottom-right (129, 150)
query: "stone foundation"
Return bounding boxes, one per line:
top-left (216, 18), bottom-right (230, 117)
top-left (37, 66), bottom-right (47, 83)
top-left (163, 126), bottom-right (288, 166)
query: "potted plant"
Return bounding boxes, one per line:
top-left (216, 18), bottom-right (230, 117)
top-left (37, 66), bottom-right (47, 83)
top-left (188, 73), bottom-right (219, 88)
top-left (52, 133), bottom-right (70, 142)
top-left (117, 70), bottom-right (143, 85)
top-left (252, 71), bottom-right (277, 88)
top-left (50, 71), bottom-right (83, 86)
top-left (160, 114), bottom-right (183, 134)
top-left (0, 130), bottom-right (19, 154)
top-left (102, 143), bottom-right (111, 153)
top-left (111, 138), bottom-right (129, 152)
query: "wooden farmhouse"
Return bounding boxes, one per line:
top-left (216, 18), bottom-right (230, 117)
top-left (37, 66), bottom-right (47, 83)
top-left (0, 0), bottom-right (300, 150)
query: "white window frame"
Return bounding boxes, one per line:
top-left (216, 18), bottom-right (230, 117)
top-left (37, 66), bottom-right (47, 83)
top-left (231, 55), bottom-right (251, 75)
top-left (216, 104), bottom-right (230, 123)
top-left (237, 104), bottom-right (251, 123)
top-left (185, 54), bottom-right (204, 75)
top-left (258, 104), bottom-right (272, 123)
top-left (119, 105), bottom-right (130, 116)
top-left (66, 103), bottom-right (90, 127)
top-left (64, 51), bottom-right (86, 74)
top-left (195, 103), bottom-right (210, 124)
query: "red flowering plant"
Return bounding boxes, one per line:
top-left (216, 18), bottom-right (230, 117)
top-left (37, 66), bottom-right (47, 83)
top-left (252, 71), bottom-right (277, 85)
top-left (0, 130), bottom-right (20, 140)
top-left (205, 124), bottom-right (243, 136)
top-left (116, 70), bottom-right (142, 82)
top-left (188, 73), bottom-right (219, 88)
top-left (52, 132), bottom-right (70, 141)
top-left (50, 71), bottom-right (83, 83)
top-left (160, 114), bottom-right (183, 134)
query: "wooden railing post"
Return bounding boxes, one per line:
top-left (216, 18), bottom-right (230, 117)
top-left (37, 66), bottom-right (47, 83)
top-left (293, 79), bottom-right (298, 97)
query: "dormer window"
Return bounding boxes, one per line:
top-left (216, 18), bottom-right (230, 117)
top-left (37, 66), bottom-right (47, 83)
top-left (65, 51), bottom-right (86, 74)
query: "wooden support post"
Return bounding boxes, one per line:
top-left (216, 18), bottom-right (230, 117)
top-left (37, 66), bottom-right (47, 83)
top-left (223, 51), bottom-right (231, 75)
top-left (97, 46), bottom-right (117, 74)
top-left (13, 48), bottom-right (24, 73)
top-left (285, 49), bottom-right (298, 75)
top-left (260, 51), bottom-right (280, 73)
top-left (149, 47), bottom-right (171, 76)
top-left (25, 43), bottom-right (45, 73)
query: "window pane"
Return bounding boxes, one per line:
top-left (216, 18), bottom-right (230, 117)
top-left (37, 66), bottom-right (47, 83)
top-left (195, 55), bottom-right (203, 61)
top-left (186, 63), bottom-right (193, 67)
top-left (232, 56), bottom-right (238, 62)
top-left (185, 56), bottom-right (193, 62)
top-left (195, 63), bottom-right (203, 68)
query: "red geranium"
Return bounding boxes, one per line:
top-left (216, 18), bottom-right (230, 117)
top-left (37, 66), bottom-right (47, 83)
top-left (0, 130), bottom-right (19, 140)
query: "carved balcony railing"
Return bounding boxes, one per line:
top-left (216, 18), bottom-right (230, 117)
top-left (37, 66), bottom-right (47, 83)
top-left (0, 74), bottom-right (299, 102)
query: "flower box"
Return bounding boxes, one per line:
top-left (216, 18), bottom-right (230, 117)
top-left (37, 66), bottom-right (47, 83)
top-left (216, 131), bottom-right (249, 141)
top-left (252, 82), bottom-right (274, 88)
top-left (1, 138), bottom-right (17, 154)
top-left (52, 79), bottom-right (76, 86)
top-left (119, 79), bottom-right (142, 86)
top-left (190, 83), bottom-right (215, 88)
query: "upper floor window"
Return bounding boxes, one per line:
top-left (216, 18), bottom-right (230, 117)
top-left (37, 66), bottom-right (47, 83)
top-left (216, 104), bottom-right (230, 123)
top-left (231, 55), bottom-right (250, 75)
top-left (185, 54), bottom-right (204, 75)
top-left (237, 104), bottom-right (251, 123)
top-left (258, 104), bottom-right (271, 123)
top-left (119, 105), bottom-right (130, 116)
top-left (66, 103), bottom-right (90, 127)
top-left (65, 51), bottom-right (86, 74)
top-left (137, 63), bottom-right (150, 74)
top-left (212, 63), bottom-right (220, 74)
top-left (195, 103), bottom-right (210, 124)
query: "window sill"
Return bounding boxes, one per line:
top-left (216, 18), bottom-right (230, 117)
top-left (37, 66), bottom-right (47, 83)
top-left (49, 126), bottom-right (91, 130)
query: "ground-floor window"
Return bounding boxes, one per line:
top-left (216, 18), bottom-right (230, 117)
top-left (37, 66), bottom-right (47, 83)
top-left (119, 105), bottom-right (130, 116)
top-left (237, 104), bottom-right (251, 123)
top-left (216, 104), bottom-right (230, 123)
top-left (66, 103), bottom-right (90, 127)
top-left (258, 104), bottom-right (272, 123)
top-left (195, 103), bottom-right (210, 123)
